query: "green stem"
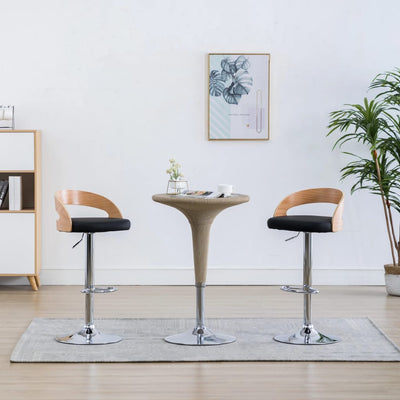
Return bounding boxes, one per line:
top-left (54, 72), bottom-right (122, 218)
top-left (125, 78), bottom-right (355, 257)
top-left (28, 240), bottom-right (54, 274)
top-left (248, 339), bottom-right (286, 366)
top-left (386, 202), bottom-right (399, 266)
top-left (373, 150), bottom-right (396, 266)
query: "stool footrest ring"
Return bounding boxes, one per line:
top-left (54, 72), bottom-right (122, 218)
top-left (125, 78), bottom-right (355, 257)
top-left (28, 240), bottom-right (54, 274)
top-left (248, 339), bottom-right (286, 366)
top-left (280, 285), bottom-right (319, 294)
top-left (81, 287), bottom-right (117, 294)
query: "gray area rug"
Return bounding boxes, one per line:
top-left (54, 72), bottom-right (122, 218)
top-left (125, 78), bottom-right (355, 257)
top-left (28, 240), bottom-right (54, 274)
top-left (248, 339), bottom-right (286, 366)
top-left (10, 318), bottom-right (400, 362)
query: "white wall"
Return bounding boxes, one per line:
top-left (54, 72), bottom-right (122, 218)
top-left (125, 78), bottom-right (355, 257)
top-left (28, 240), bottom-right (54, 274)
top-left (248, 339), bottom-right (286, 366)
top-left (0, 0), bottom-right (398, 286)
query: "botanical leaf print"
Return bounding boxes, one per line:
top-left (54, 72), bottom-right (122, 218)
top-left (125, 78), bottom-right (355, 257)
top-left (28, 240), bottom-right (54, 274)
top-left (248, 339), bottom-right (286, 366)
top-left (209, 56), bottom-right (253, 105)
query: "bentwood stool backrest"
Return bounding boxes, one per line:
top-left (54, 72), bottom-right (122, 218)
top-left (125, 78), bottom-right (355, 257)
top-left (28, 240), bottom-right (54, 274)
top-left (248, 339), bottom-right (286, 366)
top-left (54, 189), bottom-right (130, 345)
top-left (269, 188), bottom-right (344, 233)
top-left (55, 189), bottom-right (129, 232)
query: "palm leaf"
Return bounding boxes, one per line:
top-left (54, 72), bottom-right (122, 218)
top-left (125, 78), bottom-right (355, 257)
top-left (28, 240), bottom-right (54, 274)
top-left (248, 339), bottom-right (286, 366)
top-left (209, 70), bottom-right (225, 97)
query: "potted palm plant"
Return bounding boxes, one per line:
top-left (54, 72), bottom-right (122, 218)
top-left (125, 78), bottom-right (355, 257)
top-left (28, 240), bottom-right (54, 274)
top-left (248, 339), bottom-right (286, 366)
top-left (328, 68), bottom-right (400, 295)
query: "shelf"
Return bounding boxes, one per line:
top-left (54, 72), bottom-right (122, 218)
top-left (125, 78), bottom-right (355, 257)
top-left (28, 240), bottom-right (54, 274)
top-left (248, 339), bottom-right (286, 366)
top-left (0, 170), bottom-right (35, 173)
top-left (0, 209), bottom-right (35, 213)
top-left (0, 172), bottom-right (35, 209)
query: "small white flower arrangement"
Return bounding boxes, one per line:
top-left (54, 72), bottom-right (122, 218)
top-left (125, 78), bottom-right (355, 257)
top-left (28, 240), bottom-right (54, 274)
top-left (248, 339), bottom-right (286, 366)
top-left (166, 158), bottom-right (188, 194)
top-left (166, 158), bottom-right (184, 181)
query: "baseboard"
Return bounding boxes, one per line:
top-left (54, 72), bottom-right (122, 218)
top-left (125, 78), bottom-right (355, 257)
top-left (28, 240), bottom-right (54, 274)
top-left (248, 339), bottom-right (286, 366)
top-left (0, 266), bottom-right (385, 286)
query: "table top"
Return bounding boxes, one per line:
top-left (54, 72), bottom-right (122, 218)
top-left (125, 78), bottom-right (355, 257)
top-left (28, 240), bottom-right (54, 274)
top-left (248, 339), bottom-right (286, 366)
top-left (152, 193), bottom-right (250, 208)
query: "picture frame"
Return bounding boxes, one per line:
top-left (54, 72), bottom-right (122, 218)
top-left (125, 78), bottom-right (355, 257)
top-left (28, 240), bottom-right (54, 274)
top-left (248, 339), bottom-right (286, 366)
top-left (208, 53), bottom-right (270, 141)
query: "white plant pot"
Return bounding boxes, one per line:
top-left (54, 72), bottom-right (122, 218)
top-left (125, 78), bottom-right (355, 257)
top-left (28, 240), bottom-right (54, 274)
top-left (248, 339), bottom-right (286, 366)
top-left (384, 264), bottom-right (400, 296)
top-left (385, 274), bottom-right (400, 296)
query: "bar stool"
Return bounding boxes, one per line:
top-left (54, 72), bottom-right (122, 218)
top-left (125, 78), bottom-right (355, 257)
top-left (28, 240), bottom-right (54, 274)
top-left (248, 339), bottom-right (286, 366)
top-left (267, 188), bottom-right (344, 345)
top-left (54, 190), bottom-right (131, 345)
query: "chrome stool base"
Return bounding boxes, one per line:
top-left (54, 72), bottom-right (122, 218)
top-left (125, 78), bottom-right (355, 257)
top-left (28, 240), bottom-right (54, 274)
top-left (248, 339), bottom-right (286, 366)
top-left (165, 326), bottom-right (236, 346)
top-left (56, 326), bottom-right (122, 345)
top-left (274, 233), bottom-right (341, 345)
top-left (55, 233), bottom-right (122, 346)
top-left (274, 325), bottom-right (341, 345)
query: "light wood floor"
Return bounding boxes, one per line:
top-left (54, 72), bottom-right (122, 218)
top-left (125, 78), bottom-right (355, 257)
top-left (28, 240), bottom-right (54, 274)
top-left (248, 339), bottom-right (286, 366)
top-left (0, 285), bottom-right (399, 400)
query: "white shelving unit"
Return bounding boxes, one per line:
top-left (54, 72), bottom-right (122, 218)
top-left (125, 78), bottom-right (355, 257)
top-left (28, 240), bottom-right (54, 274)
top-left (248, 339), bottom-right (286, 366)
top-left (0, 130), bottom-right (41, 290)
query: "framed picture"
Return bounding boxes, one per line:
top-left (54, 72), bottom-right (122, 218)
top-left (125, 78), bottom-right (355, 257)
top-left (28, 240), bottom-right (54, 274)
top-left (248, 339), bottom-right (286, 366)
top-left (208, 53), bottom-right (270, 141)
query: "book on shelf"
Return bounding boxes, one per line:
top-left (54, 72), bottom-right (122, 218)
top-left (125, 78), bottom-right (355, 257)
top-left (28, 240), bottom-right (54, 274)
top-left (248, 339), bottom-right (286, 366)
top-left (0, 180), bottom-right (9, 208)
top-left (8, 176), bottom-right (22, 210)
top-left (8, 177), bottom-right (15, 210)
top-left (179, 190), bottom-right (224, 199)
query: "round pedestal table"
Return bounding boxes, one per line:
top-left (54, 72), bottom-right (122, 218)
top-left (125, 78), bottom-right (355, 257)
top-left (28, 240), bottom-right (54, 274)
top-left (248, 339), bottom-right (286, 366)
top-left (152, 193), bottom-right (249, 346)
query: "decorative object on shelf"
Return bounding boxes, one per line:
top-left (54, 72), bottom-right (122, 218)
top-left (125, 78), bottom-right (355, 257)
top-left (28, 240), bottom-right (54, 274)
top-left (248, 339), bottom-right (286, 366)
top-left (166, 158), bottom-right (188, 194)
top-left (208, 53), bottom-right (270, 141)
top-left (327, 67), bottom-right (400, 296)
top-left (0, 106), bottom-right (15, 129)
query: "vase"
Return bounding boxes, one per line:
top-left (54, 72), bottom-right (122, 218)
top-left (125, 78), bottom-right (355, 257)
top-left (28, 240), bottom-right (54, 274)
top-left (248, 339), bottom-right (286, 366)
top-left (167, 179), bottom-right (188, 195)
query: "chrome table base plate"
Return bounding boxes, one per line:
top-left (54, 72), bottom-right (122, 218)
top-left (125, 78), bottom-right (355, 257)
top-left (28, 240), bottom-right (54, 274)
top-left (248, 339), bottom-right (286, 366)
top-left (56, 327), bottom-right (122, 345)
top-left (165, 327), bottom-right (236, 346)
top-left (274, 326), bottom-right (341, 345)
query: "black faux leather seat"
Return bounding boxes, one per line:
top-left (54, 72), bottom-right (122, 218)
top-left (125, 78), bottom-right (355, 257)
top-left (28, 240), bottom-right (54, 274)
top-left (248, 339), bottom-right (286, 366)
top-left (71, 217), bottom-right (131, 233)
top-left (267, 215), bottom-right (332, 233)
